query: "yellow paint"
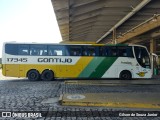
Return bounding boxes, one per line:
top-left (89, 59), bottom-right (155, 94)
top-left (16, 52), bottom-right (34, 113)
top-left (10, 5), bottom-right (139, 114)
top-left (4, 64), bottom-right (19, 77)
top-left (60, 41), bottom-right (105, 46)
top-left (65, 80), bottom-right (160, 85)
top-left (62, 101), bottom-right (160, 109)
top-left (2, 57), bottom-right (93, 78)
top-left (61, 93), bottom-right (160, 109)
top-left (60, 41), bottom-right (96, 44)
top-left (136, 72), bottom-right (147, 77)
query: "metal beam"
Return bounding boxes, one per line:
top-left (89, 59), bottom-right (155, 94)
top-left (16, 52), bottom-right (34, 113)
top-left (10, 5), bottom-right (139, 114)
top-left (117, 15), bottom-right (160, 43)
top-left (151, 31), bottom-right (160, 38)
top-left (96, 0), bottom-right (151, 43)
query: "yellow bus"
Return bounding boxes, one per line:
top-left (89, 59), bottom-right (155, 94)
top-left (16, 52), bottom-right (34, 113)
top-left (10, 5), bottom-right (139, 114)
top-left (2, 42), bottom-right (152, 80)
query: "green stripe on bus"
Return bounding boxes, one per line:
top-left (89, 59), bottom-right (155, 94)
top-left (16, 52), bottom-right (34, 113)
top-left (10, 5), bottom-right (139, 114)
top-left (78, 57), bottom-right (104, 78)
top-left (89, 57), bottom-right (117, 78)
top-left (78, 57), bottom-right (117, 78)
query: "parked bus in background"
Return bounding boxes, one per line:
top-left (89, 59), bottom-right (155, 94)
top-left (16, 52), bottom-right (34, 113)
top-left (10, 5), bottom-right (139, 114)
top-left (2, 42), bottom-right (152, 80)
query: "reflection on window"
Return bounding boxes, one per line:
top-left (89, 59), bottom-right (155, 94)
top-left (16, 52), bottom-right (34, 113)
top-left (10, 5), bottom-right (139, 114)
top-left (117, 46), bottom-right (133, 57)
top-left (67, 46), bottom-right (82, 56)
top-left (87, 46), bottom-right (96, 56)
top-left (83, 46), bottom-right (97, 56)
top-left (30, 45), bottom-right (47, 56)
top-left (18, 45), bottom-right (29, 55)
top-left (48, 45), bottom-right (65, 56)
top-left (134, 46), bottom-right (150, 68)
top-left (110, 47), bottom-right (117, 56)
top-left (100, 46), bottom-right (133, 57)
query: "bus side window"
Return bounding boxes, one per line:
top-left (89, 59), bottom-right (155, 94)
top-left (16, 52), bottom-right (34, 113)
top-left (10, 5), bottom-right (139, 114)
top-left (54, 50), bottom-right (62, 56)
top-left (83, 51), bottom-right (88, 56)
top-left (87, 46), bottom-right (96, 56)
top-left (30, 49), bottom-right (38, 55)
top-left (53, 51), bottom-right (57, 56)
top-left (110, 47), bottom-right (117, 56)
top-left (30, 45), bottom-right (47, 56)
top-left (48, 50), bottom-right (53, 55)
top-left (100, 46), bottom-right (109, 56)
top-left (105, 47), bottom-right (110, 56)
top-left (99, 47), bottom-right (104, 56)
top-left (41, 50), bottom-right (47, 56)
top-left (117, 47), bottom-right (127, 57)
top-left (117, 46), bottom-right (133, 57)
top-left (67, 46), bottom-right (82, 56)
top-left (5, 44), bottom-right (18, 55)
top-left (48, 45), bottom-right (65, 56)
top-left (18, 45), bottom-right (29, 55)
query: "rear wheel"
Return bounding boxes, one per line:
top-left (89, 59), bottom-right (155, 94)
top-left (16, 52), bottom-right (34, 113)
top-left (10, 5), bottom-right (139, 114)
top-left (41, 70), bottom-right (54, 81)
top-left (120, 70), bottom-right (132, 80)
top-left (27, 70), bottom-right (40, 81)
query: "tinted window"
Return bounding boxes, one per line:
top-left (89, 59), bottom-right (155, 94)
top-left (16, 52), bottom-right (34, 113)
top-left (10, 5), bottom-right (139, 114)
top-left (83, 46), bottom-right (98, 56)
top-left (67, 46), bottom-right (82, 56)
top-left (134, 46), bottom-right (150, 68)
top-left (117, 46), bottom-right (133, 57)
top-left (48, 45), bottom-right (65, 56)
top-left (18, 45), bottom-right (29, 55)
top-left (100, 46), bottom-right (117, 57)
top-left (30, 45), bottom-right (47, 56)
top-left (5, 44), bottom-right (18, 55)
top-left (110, 47), bottom-right (117, 56)
top-left (100, 46), bottom-right (133, 57)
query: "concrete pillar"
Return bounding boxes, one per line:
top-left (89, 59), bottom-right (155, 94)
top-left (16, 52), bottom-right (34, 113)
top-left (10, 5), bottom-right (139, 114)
top-left (150, 39), bottom-right (156, 53)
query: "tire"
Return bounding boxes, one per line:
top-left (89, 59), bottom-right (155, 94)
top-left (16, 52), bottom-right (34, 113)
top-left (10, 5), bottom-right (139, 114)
top-left (41, 70), bottom-right (54, 81)
top-left (27, 70), bottom-right (40, 81)
top-left (120, 70), bottom-right (132, 80)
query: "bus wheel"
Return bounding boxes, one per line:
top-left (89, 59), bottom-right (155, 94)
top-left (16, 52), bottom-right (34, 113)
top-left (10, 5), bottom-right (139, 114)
top-left (120, 70), bottom-right (132, 80)
top-left (27, 70), bottom-right (40, 81)
top-left (41, 70), bottom-right (54, 81)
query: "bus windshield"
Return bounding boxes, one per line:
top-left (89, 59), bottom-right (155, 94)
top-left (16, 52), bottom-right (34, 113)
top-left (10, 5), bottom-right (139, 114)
top-left (134, 46), bottom-right (150, 68)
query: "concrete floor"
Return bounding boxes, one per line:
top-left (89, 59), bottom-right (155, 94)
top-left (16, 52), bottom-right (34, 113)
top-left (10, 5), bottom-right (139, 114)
top-left (0, 71), bottom-right (160, 119)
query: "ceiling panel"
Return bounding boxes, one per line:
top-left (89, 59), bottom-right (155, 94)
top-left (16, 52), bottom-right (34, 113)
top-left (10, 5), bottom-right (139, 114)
top-left (52, 0), bottom-right (160, 43)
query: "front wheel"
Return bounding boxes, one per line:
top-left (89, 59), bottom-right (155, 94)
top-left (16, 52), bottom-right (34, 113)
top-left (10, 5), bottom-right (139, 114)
top-left (41, 70), bottom-right (54, 81)
top-left (27, 70), bottom-right (40, 81)
top-left (120, 70), bottom-right (132, 80)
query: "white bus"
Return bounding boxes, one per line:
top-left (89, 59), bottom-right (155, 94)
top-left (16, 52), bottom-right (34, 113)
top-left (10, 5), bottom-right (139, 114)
top-left (2, 42), bottom-right (152, 80)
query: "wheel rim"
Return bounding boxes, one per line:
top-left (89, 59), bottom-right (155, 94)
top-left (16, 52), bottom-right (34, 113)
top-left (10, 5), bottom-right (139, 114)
top-left (45, 73), bottom-right (50, 79)
top-left (120, 71), bottom-right (131, 80)
top-left (28, 70), bottom-right (39, 80)
top-left (123, 74), bottom-right (129, 79)
top-left (41, 70), bottom-right (54, 80)
top-left (30, 73), bottom-right (36, 79)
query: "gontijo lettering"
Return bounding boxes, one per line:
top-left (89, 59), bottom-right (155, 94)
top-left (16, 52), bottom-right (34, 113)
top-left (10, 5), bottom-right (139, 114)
top-left (37, 58), bottom-right (72, 63)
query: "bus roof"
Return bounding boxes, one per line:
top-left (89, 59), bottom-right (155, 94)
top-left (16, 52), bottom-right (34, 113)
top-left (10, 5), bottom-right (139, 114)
top-left (3, 42), bottom-right (146, 48)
